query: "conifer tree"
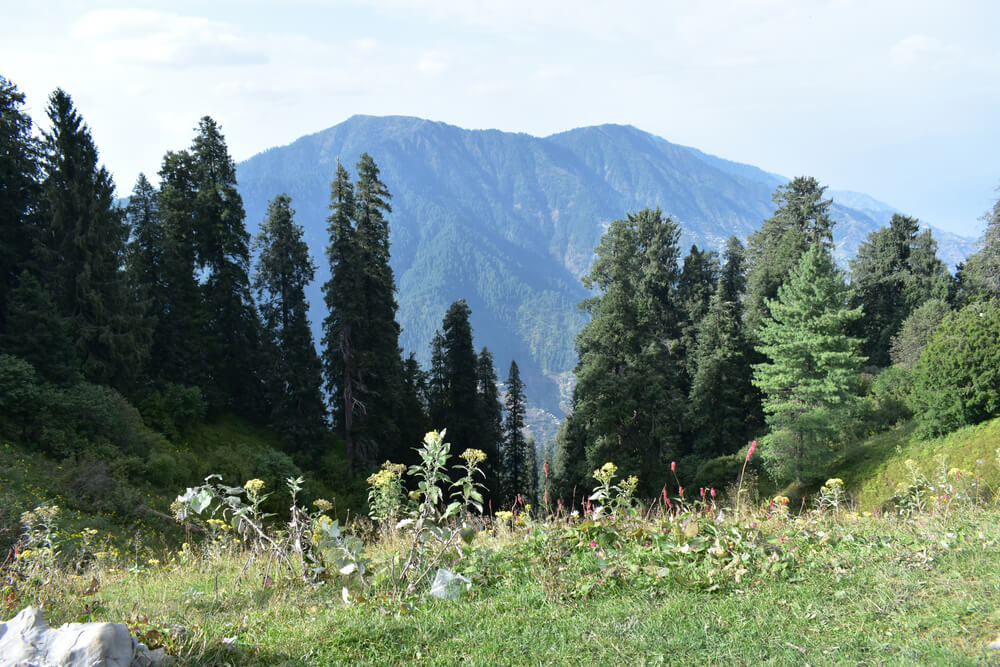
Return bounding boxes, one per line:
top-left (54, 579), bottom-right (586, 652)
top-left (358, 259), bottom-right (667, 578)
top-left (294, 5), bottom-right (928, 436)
top-left (476, 347), bottom-right (504, 505)
top-left (440, 300), bottom-right (479, 449)
top-left (953, 194), bottom-right (1000, 303)
top-left (189, 117), bottom-right (263, 414)
top-left (745, 177), bottom-right (834, 337)
top-left (718, 235), bottom-right (746, 308)
top-left (676, 244), bottom-right (719, 379)
top-left (322, 155), bottom-right (403, 468)
top-left (560, 208), bottom-right (686, 495)
top-left (848, 214), bottom-right (949, 367)
top-left (523, 436), bottom-right (539, 507)
top-left (0, 76), bottom-right (39, 337)
top-left (155, 148), bottom-right (206, 389)
top-left (253, 194), bottom-right (327, 455)
top-left (687, 288), bottom-right (754, 459)
top-left (753, 245), bottom-right (865, 484)
top-left (36, 89), bottom-right (143, 388)
top-left (502, 360), bottom-right (528, 505)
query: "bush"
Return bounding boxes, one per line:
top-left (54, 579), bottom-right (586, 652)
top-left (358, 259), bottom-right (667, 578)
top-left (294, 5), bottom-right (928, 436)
top-left (909, 301), bottom-right (1000, 436)
top-left (0, 354), bottom-right (41, 438)
top-left (135, 383), bottom-right (206, 440)
top-left (864, 366), bottom-right (914, 431)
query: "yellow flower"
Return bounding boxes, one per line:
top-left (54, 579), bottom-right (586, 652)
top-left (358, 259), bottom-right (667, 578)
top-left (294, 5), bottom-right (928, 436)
top-left (496, 510), bottom-right (514, 522)
top-left (461, 449), bottom-right (487, 466)
top-left (244, 479), bottom-right (266, 498)
top-left (313, 499), bottom-right (333, 514)
top-left (147, 558), bottom-right (160, 566)
top-left (824, 478), bottom-right (844, 488)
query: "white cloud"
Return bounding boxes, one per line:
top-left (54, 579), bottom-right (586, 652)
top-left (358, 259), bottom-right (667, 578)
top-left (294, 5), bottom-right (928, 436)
top-left (73, 9), bottom-right (266, 67)
top-left (416, 51), bottom-right (447, 76)
top-left (890, 34), bottom-right (958, 68)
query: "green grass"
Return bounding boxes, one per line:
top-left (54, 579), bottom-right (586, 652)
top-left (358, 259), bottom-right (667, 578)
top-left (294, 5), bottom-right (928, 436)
top-left (6, 504), bottom-right (1000, 665)
top-left (5, 419), bottom-right (1000, 664)
top-left (838, 417), bottom-right (1000, 510)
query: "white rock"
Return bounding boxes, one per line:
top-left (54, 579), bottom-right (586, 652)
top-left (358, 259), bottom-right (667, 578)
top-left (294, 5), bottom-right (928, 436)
top-left (988, 633), bottom-right (1000, 650)
top-left (0, 606), bottom-right (169, 666)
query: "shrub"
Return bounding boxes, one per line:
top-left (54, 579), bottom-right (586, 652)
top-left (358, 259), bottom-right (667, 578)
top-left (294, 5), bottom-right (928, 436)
top-left (135, 383), bottom-right (206, 440)
top-left (909, 301), bottom-right (1000, 436)
top-left (0, 355), bottom-right (41, 437)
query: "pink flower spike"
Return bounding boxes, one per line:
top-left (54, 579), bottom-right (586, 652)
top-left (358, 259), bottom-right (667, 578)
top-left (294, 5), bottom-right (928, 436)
top-left (543, 461), bottom-right (549, 478)
top-left (746, 440), bottom-right (757, 461)
top-left (670, 461), bottom-right (676, 472)
top-left (700, 487), bottom-right (705, 498)
top-left (590, 540), bottom-right (597, 548)
top-left (710, 488), bottom-right (716, 498)
top-left (678, 486), bottom-right (684, 497)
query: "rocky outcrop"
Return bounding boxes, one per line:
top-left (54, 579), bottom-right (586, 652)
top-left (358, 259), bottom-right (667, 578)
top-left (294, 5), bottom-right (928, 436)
top-left (0, 606), bottom-right (169, 666)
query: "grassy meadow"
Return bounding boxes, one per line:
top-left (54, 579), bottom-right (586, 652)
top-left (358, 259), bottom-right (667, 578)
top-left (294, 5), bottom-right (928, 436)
top-left (3, 424), bottom-right (1000, 665)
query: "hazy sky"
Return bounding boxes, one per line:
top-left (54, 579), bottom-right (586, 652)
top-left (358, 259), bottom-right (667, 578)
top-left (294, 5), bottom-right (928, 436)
top-left (4, 0), bottom-right (998, 237)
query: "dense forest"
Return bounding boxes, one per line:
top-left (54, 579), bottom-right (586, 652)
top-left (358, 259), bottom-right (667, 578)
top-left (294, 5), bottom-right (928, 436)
top-left (2, 73), bottom-right (1000, 519)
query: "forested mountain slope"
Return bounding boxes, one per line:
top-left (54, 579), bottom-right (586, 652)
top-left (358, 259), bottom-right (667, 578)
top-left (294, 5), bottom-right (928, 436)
top-left (236, 116), bottom-right (974, 414)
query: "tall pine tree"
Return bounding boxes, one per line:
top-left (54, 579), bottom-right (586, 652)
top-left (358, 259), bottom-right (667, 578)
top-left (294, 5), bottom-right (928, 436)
top-left (0, 75), bottom-right (39, 337)
top-left (502, 360), bottom-right (528, 505)
top-left (35, 89), bottom-right (143, 388)
top-left (555, 208), bottom-right (686, 496)
top-left (476, 347), bottom-right (504, 507)
top-left (322, 155), bottom-right (404, 469)
top-left (253, 194), bottom-right (327, 455)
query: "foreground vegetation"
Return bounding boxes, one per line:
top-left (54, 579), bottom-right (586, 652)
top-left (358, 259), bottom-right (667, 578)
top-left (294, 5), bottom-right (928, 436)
top-left (4, 430), bottom-right (1000, 665)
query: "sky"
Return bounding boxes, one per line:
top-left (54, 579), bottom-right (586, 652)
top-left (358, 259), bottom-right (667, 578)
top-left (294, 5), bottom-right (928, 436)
top-left (4, 0), bottom-right (998, 237)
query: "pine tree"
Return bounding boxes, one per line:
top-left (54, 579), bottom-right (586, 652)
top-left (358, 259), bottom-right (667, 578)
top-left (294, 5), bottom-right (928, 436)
top-left (718, 235), bottom-right (746, 308)
top-left (676, 244), bottom-right (719, 379)
top-left (190, 117), bottom-right (262, 414)
top-left (124, 173), bottom-right (165, 385)
top-left (502, 360), bottom-right (528, 505)
top-left (752, 245), bottom-right (865, 484)
top-left (523, 436), bottom-right (539, 507)
top-left (0, 76), bottom-right (39, 337)
top-left (36, 89), bottom-right (144, 388)
top-left (560, 208), bottom-right (686, 495)
top-left (745, 177), bottom-right (834, 337)
top-left (687, 288), bottom-right (754, 459)
top-left (439, 300), bottom-right (479, 452)
top-left (350, 153), bottom-right (403, 464)
top-left (322, 156), bottom-right (404, 468)
top-left (155, 148), bottom-right (207, 389)
top-left (953, 194), bottom-right (1000, 302)
top-left (253, 194), bottom-right (327, 455)
top-left (476, 347), bottom-right (504, 506)
top-left (848, 214), bottom-right (950, 367)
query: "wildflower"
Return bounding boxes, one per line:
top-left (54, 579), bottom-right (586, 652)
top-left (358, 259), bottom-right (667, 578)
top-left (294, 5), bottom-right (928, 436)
top-left (313, 499), bottom-right (334, 514)
top-left (496, 510), bottom-right (514, 523)
top-left (824, 478), bottom-right (844, 488)
top-left (670, 461), bottom-right (676, 472)
top-left (460, 448), bottom-right (487, 466)
top-left (544, 461), bottom-right (549, 478)
top-left (147, 558), bottom-right (160, 566)
top-left (710, 488), bottom-right (716, 498)
top-left (244, 479), bottom-right (266, 499)
top-left (590, 540), bottom-right (597, 548)
top-left (746, 440), bottom-right (757, 461)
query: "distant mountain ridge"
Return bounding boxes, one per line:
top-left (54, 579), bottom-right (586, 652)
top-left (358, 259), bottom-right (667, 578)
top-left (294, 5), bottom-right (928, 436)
top-left (235, 115), bottom-right (975, 419)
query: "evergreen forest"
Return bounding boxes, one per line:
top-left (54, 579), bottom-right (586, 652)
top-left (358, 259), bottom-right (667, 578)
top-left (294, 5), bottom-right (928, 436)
top-left (3, 75), bottom-right (1000, 517)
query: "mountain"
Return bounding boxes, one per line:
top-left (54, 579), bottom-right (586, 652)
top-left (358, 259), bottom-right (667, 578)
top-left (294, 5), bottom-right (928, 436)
top-left (235, 116), bottom-right (976, 420)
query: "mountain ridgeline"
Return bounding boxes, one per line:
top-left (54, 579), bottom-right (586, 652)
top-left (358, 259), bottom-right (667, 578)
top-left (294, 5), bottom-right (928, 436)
top-left (236, 116), bottom-right (974, 416)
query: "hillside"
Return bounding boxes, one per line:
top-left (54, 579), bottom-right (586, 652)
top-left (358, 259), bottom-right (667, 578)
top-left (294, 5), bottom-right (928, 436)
top-left (235, 116), bottom-right (976, 416)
